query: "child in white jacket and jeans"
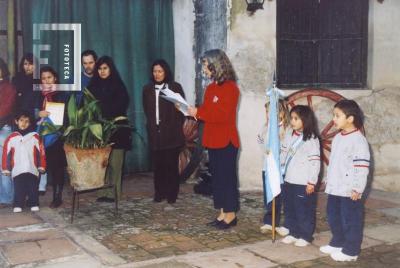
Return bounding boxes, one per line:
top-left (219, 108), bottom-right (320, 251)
top-left (280, 105), bottom-right (320, 247)
top-left (320, 100), bottom-right (370, 262)
top-left (2, 111), bottom-right (46, 212)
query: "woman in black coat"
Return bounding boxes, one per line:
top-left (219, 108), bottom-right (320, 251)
top-left (142, 59), bottom-right (185, 204)
top-left (88, 56), bottom-right (130, 202)
top-left (12, 53), bottom-right (40, 122)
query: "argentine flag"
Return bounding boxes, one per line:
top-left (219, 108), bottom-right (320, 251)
top-left (263, 86), bottom-right (284, 204)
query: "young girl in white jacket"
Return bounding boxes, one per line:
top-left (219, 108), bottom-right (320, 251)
top-left (280, 105), bottom-right (321, 247)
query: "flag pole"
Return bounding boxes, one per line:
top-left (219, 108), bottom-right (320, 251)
top-left (271, 72), bottom-right (277, 243)
top-left (272, 197), bottom-right (276, 242)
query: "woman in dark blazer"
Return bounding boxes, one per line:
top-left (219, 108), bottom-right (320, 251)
top-left (142, 59), bottom-right (185, 204)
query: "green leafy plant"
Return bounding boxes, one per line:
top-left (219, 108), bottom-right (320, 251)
top-left (64, 89), bottom-right (129, 149)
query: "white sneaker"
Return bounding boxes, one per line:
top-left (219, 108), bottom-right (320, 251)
top-left (276, 226), bottom-right (289, 236)
top-left (330, 251), bottom-right (358, 262)
top-left (294, 238), bottom-right (309, 247)
top-left (319, 245), bottom-right (343, 254)
top-left (13, 207), bottom-right (22, 213)
top-left (260, 224), bottom-right (272, 233)
top-left (281, 235), bottom-right (297, 244)
top-left (30, 206), bottom-right (40, 212)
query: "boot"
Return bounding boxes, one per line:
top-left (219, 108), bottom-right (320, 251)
top-left (50, 184), bottom-right (63, 208)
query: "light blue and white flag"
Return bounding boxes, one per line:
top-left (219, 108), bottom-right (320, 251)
top-left (263, 85), bottom-right (285, 204)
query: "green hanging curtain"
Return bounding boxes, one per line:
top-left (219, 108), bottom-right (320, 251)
top-left (18, 0), bottom-right (175, 173)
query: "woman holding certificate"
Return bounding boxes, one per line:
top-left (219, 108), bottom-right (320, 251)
top-left (188, 49), bottom-right (240, 230)
top-left (88, 56), bottom-right (130, 203)
top-left (142, 59), bottom-right (185, 204)
top-left (38, 66), bottom-right (68, 208)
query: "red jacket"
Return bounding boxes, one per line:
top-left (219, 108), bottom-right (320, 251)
top-left (197, 80), bottom-right (240, 149)
top-left (0, 80), bottom-right (16, 127)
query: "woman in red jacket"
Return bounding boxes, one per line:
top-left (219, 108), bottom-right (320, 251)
top-left (188, 49), bottom-right (240, 229)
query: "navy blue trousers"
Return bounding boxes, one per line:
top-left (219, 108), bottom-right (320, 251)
top-left (14, 173), bottom-right (39, 208)
top-left (327, 194), bottom-right (364, 256)
top-left (262, 171), bottom-right (283, 226)
top-left (208, 143), bottom-right (239, 212)
top-left (283, 182), bottom-right (316, 242)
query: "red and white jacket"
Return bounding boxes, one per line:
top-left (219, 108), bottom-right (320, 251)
top-left (2, 131), bottom-right (46, 178)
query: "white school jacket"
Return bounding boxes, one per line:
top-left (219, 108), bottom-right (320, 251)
top-left (2, 131), bottom-right (46, 178)
top-left (281, 130), bottom-right (321, 186)
top-left (325, 129), bottom-right (370, 197)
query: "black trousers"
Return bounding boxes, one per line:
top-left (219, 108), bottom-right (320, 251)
top-left (14, 173), bottom-right (39, 208)
top-left (153, 147), bottom-right (181, 202)
top-left (208, 143), bottom-right (239, 213)
top-left (46, 140), bottom-right (66, 189)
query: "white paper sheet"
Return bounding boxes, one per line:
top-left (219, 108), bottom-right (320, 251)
top-left (45, 102), bottom-right (65, 126)
top-left (160, 86), bottom-right (189, 116)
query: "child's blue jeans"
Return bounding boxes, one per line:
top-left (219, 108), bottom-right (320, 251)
top-left (0, 125), bottom-right (14, 204)
top-left (283, 182), bottom-right (316, 242)
top-left (327, 194), bottom-right (364, 256)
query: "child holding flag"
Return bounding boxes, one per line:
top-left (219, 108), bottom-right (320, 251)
top-left (259, 99), bottom-right (290, 236)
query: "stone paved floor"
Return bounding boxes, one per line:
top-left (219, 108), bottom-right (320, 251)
top-left (1, 173), bottom-right (400, 267)
top-left (55, 174), bottom-right (397, 263)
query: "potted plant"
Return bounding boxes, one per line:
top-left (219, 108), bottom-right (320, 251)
top-left (42, 89), bottom-right (129, 190)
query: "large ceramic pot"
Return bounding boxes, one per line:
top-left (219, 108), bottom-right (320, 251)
top-left (64, 144), bottom-right (112, 191)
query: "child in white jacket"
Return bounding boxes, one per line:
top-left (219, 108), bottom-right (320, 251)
top-left (2, 111), bottom-right (46, 212)
top-left (280, 105), bottom-right (320, 247)
top-left (320, 100), bottom-right (370, 262)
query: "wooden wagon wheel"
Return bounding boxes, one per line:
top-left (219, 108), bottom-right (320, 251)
top-left (287, 88), bottom-right (346, 166)
top-left (178, 118), bottom-right (202, 182)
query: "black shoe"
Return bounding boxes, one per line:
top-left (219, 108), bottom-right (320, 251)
top-left (96, 197), bottom-right (115, 203)
top-left (153, 197), bottom-right (163, 203)
top-left (216, 217), bottom-right (237, 230)
top-left (206, 218), bottom-right (223, 227)
top-left (50, 199), bottom-right (62, 208)
top-left (167, 199), bottom-right (176, 204)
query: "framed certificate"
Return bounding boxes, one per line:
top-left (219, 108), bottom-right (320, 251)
top-left (45, 102), bottom-right (65, 126)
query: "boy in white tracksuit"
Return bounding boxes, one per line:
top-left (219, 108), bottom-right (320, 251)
top-left (320, 100), bottom-right (370, 262)
top-left (2, 111), bottom-right (46, 212)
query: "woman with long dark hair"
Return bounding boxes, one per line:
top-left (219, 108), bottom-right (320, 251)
top-left (12, 53), bottom-right (40, 117)
top-left (88, 56), bottom-right (130, 202)
top-left (142, 59), bottom-right (186, 204)
top-left (38, 66), bottom-right (68, 208)
top-left (188, 49), bottom-right (240, 229)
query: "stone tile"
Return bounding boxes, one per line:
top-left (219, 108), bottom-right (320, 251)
top-left (364, 224), bottom-right (400, 244)
top-left (378, 207), bottom-right (400, 219)
top-left (0, 228), bottom-right (61, 244)
top-left (135, 260), bottom-right (193, 268)
top-left (247, 240), bottom-right (324, 264)
top-left (365, 197), bottom-right (399, 209)
top-left (313, 230), bottom-right (383, 249)
top-left (2, 238), bottom-right (79, 265)
top-left (178, 247), bottom-right (277, 268)
top-left (0, 211), bottom-right (43, 229)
